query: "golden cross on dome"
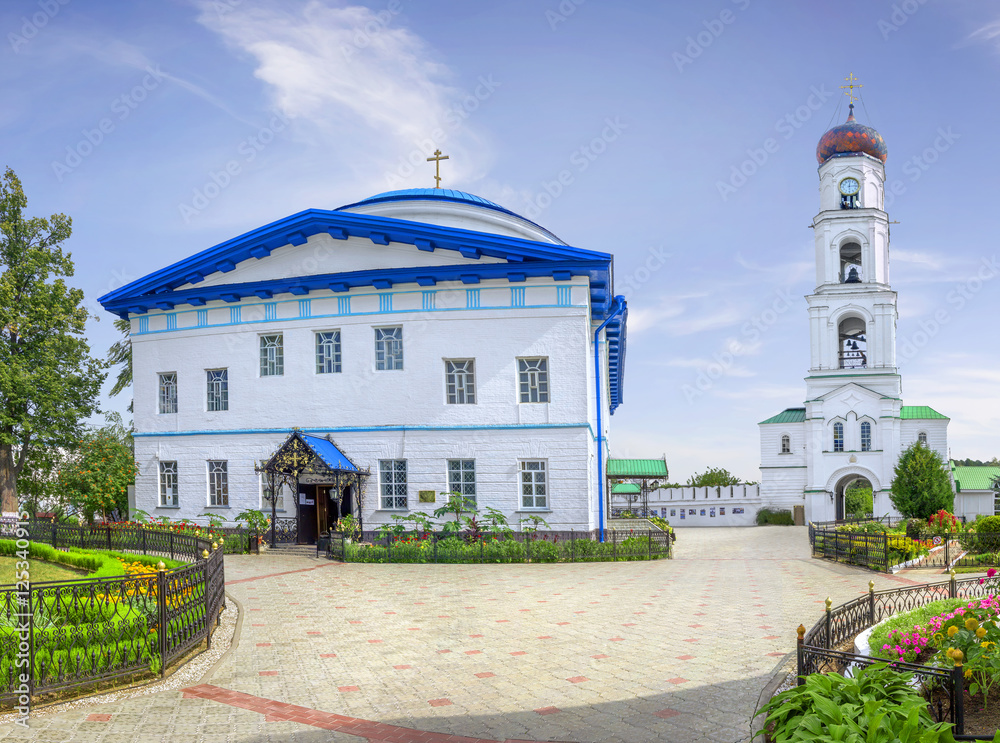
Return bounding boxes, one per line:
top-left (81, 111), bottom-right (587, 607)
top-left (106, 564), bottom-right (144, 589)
top-left (840, 73), bottom-right (863, 105)
top-left (426, 149), bottom-right (449, 188)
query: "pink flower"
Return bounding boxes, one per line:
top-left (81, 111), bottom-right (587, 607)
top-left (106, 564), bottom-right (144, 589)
top-left (989, 568), bottom-right (998, 578)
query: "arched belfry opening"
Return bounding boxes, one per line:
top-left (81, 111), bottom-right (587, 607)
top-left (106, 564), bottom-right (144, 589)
top-left (839, 241), bottom-right (862, 283)
top-left (838, 316), bottom-right (867, 369)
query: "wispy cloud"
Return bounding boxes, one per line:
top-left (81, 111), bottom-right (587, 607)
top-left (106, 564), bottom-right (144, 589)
top-left (194, 0), bottom-right (493, 190)
top-left (893, 249), bottom-right (946, 271)
top-left (967, 20), bottom-right (1000, 47)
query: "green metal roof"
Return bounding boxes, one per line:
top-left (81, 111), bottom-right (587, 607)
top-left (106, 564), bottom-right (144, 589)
top-left (900, 405), bottom-right (949, 420)
top-left (611, 483), bottom-right (641, 494)
top-left (606, 458), bottom-right (668, 478)
top-left (759, 408), bottom-right (806, 425)
top-left (951, 463), bottom-right (1000, 492)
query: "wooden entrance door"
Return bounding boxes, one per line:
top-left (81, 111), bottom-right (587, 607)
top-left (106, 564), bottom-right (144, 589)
top-left (297, 485), bottom-right (317, 544)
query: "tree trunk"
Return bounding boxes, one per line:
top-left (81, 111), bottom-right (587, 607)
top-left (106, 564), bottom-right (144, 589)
top-left (1, 444), bottom-right (19, 515)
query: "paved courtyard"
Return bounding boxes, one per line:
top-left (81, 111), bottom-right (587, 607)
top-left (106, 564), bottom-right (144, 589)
top-left (0, 527), bottom-right (922, 743)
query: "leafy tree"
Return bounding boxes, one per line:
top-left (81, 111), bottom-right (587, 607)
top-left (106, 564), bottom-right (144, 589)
top-left (58, 415), bottom-right (136, 523)
top-left (107, 317), bottom-right (132, 412)
top-left (0, 167), bottom-right (105, 514)
top-left (889, 441), bottom-right (954, 520)
top-left (686, 467), bottom-right (741, 487)
top-left (844, 487), bottom-right (873, 518)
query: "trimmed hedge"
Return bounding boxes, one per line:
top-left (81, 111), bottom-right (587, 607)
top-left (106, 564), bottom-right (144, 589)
top-left (756, 508), bottom-right (795, 526)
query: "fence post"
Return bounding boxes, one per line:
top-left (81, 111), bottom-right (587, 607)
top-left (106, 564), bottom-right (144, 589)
top-left (952, 650), bottom-right (965, 734)
top-left (825, 597), bottom-right (832, 649)
top-left (796, 624), bottom-right (806, 686)
top-left (571, 529), bottom-right (575, 563)
top-left (480, 537), bottom-right (483, 564)
top-left (26, 583), bottom-right (35, 714)
top-left (203, 549), bottom-right (212, 650)
top-left (950, 568), bottom-right (957, 599)
top-left (613, 529), bottom-right (617, 562)
top-left (169, 532), bottom-right (174, 561)
top-left (883, 532), bottom-right (889, 572)
top-left (868, 580), bottom-right (875, 626)
top-left (156, 563), bottom-right (167, 677)
top-left (647, 532), bottom-right (651, 560)
top-left (142, 528), bottom-right (147, 555)
top-left (945, 533), bottom-right (950, 568)
top-left (51, 522), bottom-right (57, 550)
top-left (433, 535), bottom-right (438, 564)
top-left (106, 525), bottom-right (111, 551)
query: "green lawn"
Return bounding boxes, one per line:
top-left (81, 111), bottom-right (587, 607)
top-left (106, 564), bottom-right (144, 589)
top-left (0, 556), bottom-right (91, 585)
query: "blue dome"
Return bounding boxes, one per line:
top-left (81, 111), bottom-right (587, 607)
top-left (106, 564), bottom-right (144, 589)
top-left (338, 188), bottom-right (516, 216)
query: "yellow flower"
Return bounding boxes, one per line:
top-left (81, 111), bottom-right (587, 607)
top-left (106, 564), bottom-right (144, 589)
top-left (977, 627), bottom-right (988, 639)
top-left (965, 669), bottom-right (973, 679)
top-left (948, 626), bottom-right (960, 637)
top-left (966, 618), bottom-right (980, 631)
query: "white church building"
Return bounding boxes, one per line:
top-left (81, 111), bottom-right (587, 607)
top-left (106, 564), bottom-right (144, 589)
top-left (99, 188), bottom-right (627, 542)
top-left (758, 103), bottom-right (950, 523)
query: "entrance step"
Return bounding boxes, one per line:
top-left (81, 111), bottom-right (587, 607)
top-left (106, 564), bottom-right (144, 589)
top-left (264, 544), bottom-right (321, 558)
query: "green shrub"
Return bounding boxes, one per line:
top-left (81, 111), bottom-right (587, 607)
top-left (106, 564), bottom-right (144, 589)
top-left (756, 663), bottom-right (958, 742)
top-left (844, 487), bottom-right (873, 518)
top-left (756, 508), bottom-right (794, 526)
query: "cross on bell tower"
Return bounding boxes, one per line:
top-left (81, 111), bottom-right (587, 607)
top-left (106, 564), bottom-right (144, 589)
top-left (426, 149), bottom-right (449, 188)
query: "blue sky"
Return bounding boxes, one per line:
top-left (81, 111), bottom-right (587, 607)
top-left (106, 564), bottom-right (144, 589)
top-left (3, 0), bottom-right (998, 482)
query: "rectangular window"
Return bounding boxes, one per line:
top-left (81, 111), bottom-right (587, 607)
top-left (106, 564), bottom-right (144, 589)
top-left (445, 360), bottom-right (476, 404)
top-left (379, 459), bottom-right (407, 509)
top-left (520, 460), bottom-right (547, 509)
top-left (518, 358), bottom-right (549, 403)
top-left (159, 461), bottom-right (178, 507)
top-left (447, 459), bottom-right (476, 505)
top-left (158, 373), bottom-right (178, 414)
top-left (316, 331), bottom-right (342, 374)
top-left (833, 422), bottom-right (844, 453)
top-left (260, 334), bottom-right (284, 376)
top-left (207, 461), bottom-right (228, 506)
top-left (206, 369), bottom-right (228, 411)
top-left (375, 327), bottom-right (403, 370)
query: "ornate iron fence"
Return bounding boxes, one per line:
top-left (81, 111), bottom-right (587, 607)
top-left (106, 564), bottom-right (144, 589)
top-left (325, 528), bottom-right (672, 563)
top-left (0, 522), bottom-right (226, 711)
top-left (793, 574), bottom-right (1000, 738)
top-left (810, 521), bottom-right (1000, 573)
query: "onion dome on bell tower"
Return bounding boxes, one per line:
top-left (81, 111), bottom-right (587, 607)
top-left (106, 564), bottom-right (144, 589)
top-left (816, 103), bottom-right (888, 165)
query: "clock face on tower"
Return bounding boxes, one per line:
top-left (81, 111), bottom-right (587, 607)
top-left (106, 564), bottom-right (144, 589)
top-left (839, 178), bottom-right (860, 196)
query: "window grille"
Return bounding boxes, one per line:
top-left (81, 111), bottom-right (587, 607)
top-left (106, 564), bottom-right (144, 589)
top-left (206, 370), bottom-right (228, 411)
top-left (208, 461), bottom-right (228, 506)
top-left (159, 373), bottom-right (178, 414)
top-left (447, 460), bottom-right (476, 504)
top-left (445, 360), bottom-right (476, 404)
top-left (260, 334), bottom-right (284, 376)
top-left (520, 460), bottom-right (547, 509)
top-left (375, 327), bottom-right (403, 370)
top-left (159, 461), bottom-right (178, 507)
top-left (379, 459), bottom-right (407, 509)
top-left (316, 331), bottom-right (342, 374)
top-left (780, 435), bottom-right (790, 454)
top-left (518, 358), bottom-right (549, 403)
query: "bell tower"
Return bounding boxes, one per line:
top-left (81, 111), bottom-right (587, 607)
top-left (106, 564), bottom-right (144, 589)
top-left (804, 102), bottom-right (900, 399)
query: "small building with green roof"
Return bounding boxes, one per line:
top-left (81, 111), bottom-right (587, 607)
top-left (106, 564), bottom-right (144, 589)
top-left (950, 461), bottom-right (1000, 520)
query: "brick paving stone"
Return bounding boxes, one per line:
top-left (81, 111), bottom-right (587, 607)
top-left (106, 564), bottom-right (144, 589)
top-left (0, 527), bottom-right (914, 743)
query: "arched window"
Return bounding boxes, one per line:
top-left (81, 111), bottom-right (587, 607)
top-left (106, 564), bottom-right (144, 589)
top-left (840, 242), bottom-right (862, 282)
top-left (833, 422), bottom-right (844, 452)
top-left (860, 421), bottom-right (872, 452)
top-left (918, 432), bottom-right (928, 446)
top-left (781, 435), bottom-right (790, 454)
top-left (838, 316), bottom-right (867, 369)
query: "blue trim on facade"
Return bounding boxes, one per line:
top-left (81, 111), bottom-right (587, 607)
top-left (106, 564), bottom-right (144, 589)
top-left (134, 423), bottom-right (598, 438)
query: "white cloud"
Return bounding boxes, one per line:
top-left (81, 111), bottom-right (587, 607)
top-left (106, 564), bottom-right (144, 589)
top-left (892, 249), bottom-right (945, 271)
top-left (195, 0), bottom-right (493, 192)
